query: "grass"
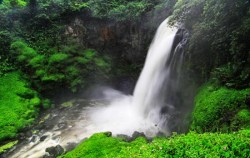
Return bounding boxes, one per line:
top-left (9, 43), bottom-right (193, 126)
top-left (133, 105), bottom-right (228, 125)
top-left (0, 72), bottom-right (40, 142)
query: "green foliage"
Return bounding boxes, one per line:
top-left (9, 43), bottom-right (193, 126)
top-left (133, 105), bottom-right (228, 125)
top-left (231, 109), bottom-right (250, 130)
top-left (42, 99), bottom-right (52, 109)
top-left (60, 132), bottom-right (127, 158)
top-left (10, 41), bottom-right (111, 93)
top-left (170, 0), bottom-right (250, 86)
top-left (0, 58), bottom-right (15, 76)
top-left (0, 72), bottom-right (40, 141)
top-left (60, 130), bottom-right (250, 158)
top-left (191, 83), bottom-right (250, 132)
top-left (49, 53), bottom-right (69, 64)
top-left (1, 0), bottom-right (27, 8)
top-left (0, 31), bottom-right (12, 55)
top-left (11, 41), bottom-right (37, 63)
top-left (212, 63), bottom-right (250, 89)
top-left (88, 0), bottom-right (154, 21)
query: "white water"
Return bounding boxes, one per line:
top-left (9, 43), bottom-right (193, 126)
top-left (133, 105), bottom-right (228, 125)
top-left (89, 18), bottom-right (178, 136)
top-left (9, 18), bottom-right (178, 158)
top-left (133, 18), bottom-right (177, 114)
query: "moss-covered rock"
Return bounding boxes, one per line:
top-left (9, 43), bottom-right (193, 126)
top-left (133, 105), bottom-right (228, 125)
top-left (0, 140), bottom-right (18, 154)
top-left (191, 83), bottom-right (250, 132)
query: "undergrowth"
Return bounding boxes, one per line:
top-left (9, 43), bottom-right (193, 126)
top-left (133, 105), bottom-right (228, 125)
top-left (60, 130), bottom-right (250, 158)
top-left (0, 72), bottom-right (40, 141)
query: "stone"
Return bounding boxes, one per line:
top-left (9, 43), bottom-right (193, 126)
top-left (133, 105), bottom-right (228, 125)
top-left (131, 131), bottom-right (146, 140)
top-left (116, 134), bottom-right (132, 142)
top-left (45, 145), bottom-right (64, 157)
top-left (65, 142), bottom-right (77, 151)
top-left (57, 122), bottom-right (67, 129)
top-left (30, 135), bottom-right (38, 143)
top-left (40, 135), bottom-right (48, 142)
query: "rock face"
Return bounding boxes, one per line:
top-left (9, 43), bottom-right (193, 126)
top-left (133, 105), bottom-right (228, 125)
top-left (63, 10), bottom-right (170, 64)
top-left (64, 18), bottom-right (149, 63)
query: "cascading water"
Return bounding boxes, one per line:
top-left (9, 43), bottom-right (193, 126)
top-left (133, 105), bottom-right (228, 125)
top-left (87, 18), bottom-right (182, 136)
top-left (133, 18), bottom-right (177, 118)
top-left (7, 18), bottom-right (186, 158)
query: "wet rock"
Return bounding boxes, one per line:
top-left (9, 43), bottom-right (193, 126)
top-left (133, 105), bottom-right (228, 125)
top-left (57, 122), bottom-right (67, 129)
top-left (61, 101), bottom-right (74, 108)
top-left (25, 131), bottom-right (33, 138)
top-left (131, 131), bottom-right (146, 140)
top-left (18, 133), bottom-right (25, 140)
top-left (45, 145), bottom-right (64, 157)
top-left (30, 135), bottom-right (39, 143)
top-left (116, 134), bottom-right (132, 142)
top-left (40, 135), bottom-right (48, 142)
top-left (43, 154), bottom-right (54, 158)
top-left (103, 132), bottom-right (112, 137)
top-left (65, 142), bottom-right (77, 151)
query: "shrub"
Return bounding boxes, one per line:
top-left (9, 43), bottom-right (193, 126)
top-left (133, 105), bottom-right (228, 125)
top-left (10, 41), bottom-right (112, 93)
top-left (11, 41), bottom-right (37, 63)
top-left (191, 83), bottom-right (250, 132)
top-left (49, 53), bottom-right (69, 64)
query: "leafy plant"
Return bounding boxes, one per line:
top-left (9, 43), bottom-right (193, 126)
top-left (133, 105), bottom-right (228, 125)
top-left (10, 40), bottom-right (112, 93)
top-left (60, 130), bottom-right (250, 158)
top-left (191, 83), bottom-right (250, 132)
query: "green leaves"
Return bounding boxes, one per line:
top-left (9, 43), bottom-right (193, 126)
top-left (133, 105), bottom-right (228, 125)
top-left (88, 0), bottom-right (153, 21)
top-left (60, 130), bottom-right (250, 158)
top-left (49, 53), bottom-right (69, 64)
top-left (191, 83), bottom-right (250, 132)
top-left (170, 0), bottom-right (250, 86)
top-left (10, 41), bottom-right (111, 93)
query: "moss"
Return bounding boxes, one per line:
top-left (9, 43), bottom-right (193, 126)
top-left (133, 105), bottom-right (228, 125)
top-left (191, 83), bottom-right (250, 132)
top-left (42, 99), bottom-right (52, 109)
top-left (61, 101), bottom-right (74, 108)
top-left (30, 97), bottom-right (41, 107)
top-left (0, 72), bottom-right (40, 141)
top-left (60, 130), bottom-right (250, 158)
top-left (94, 58), bottom-right (110, 69)
top-left (39, 114), bottom-right (50, 124)
top-left (0, 140), bottom-right (18, 154)
top-left (231, 109), bottom-right (250, 130)
top-left (60, 132), bottom-right (128, 158)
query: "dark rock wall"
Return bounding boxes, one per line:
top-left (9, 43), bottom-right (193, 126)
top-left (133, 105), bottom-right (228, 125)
top-left (62, 10), bottom-right (171, 64)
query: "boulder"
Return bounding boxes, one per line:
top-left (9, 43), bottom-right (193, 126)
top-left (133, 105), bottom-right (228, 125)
top-left (45, 145), bottom-right (64, 157)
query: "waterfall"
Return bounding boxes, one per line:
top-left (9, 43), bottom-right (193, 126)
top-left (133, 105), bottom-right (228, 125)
top-left (8, 18), bottom-right (186, 158)
top-left (133, 18), bottom-right (178, 116)
top-left (88, 18), bottom-right (185, 136)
